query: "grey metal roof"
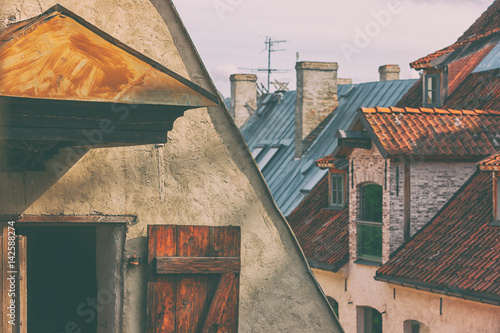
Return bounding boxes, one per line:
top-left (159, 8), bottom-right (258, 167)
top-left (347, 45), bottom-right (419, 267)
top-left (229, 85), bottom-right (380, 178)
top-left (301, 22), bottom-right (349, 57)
top-left (240, 79), bottom-right (418, 216)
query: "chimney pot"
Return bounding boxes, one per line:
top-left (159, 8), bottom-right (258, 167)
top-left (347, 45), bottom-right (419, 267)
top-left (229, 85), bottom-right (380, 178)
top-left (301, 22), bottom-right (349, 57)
top-left (230, 74), bottom-right (258, 127)
top-left (379, 64), bottom-right (400, 81)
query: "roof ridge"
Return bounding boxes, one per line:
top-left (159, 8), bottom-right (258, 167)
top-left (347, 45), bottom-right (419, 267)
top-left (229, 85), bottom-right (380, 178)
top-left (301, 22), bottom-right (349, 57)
top-left (361, 106), bottom-right (500, 116)
top-left (411, 1), bottom-right (500, 69)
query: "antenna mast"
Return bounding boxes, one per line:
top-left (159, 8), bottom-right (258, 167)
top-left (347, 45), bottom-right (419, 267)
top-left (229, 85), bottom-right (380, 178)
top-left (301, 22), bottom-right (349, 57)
top-left (238, 36), bottom-right (289, 94)
top-left (262, 36), bottom-right (288, 92)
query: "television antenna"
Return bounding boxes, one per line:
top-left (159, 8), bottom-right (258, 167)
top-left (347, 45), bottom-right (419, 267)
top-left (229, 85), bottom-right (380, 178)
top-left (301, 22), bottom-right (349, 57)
top-left (239, 36), bottom-right (290, 93)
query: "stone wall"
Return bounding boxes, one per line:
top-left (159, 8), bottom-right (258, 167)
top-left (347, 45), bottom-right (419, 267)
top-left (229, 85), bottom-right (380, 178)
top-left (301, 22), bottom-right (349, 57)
top-left (388, 160), bottom-right (476, 251)
top-left (349, 145), bottom-right (477, 260)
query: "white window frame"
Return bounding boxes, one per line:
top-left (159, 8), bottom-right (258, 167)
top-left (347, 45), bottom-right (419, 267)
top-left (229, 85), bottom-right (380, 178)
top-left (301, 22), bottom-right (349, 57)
top-left (424, 73), bottom-right (441, 107)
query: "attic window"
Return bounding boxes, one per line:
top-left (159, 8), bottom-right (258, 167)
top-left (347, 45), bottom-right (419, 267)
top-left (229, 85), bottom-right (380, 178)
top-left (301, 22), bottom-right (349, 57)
top-left (424, 74), bottom-right (441, 107)
top-left (329, 171), bottom-right (346, 209)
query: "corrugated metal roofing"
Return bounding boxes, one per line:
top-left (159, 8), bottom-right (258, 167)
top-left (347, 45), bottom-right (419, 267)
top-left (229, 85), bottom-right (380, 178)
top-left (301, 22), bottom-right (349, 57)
top-left (240, 79), bottom-right (417, 215)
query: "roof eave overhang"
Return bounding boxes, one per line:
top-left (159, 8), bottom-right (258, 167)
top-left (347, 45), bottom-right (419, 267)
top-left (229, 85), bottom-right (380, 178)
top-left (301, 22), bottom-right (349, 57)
top-left (375, 274), bottom-right (500, 306)
top-left (0, 95), bottom-right (191, 145)
top-left (356, 110), bottom-right (390, 159)
top-left (411, 31), bottom-right (500, 70)
top-left (308, 258), bottom-right (348, 273)
top-left (389, 155), bottom-right (490, 163)
top-left (479, 165), bottom-right (500, 171)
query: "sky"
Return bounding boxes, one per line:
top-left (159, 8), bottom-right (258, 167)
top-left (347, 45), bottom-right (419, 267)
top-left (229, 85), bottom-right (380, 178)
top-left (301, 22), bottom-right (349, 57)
top-left (173, 0), bottom-right (493, 97)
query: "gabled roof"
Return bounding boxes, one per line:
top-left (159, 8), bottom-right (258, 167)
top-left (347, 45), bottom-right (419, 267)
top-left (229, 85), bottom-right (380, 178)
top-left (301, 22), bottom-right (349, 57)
top-left (458, 0), bottom-right (500, 43)
top-left (376, 170), bottom-right (500, 305)
top-left (0, 5), bottom-right (218, 107)
top-left (315, 154), bottom-right (336, 169)
top-left (478, 152), bottom-right (500, 171)
top-left (444, 69), bottom-right (500, 110)
top-left (287, 175), bottom-right (349, 272)
top-left (411, 0), bottom-right (500, 70)
top-left (353, 107), bottom-right (500, 159)
top-left (241, 79), bottom-right (417, 215)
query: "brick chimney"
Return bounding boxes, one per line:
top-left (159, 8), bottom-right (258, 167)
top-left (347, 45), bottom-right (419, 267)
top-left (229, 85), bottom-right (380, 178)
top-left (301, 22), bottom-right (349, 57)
top-left (295, 61), bottom-right (339, 158)
top-left (230, 74), bottom-right (258, 127)
top-left (379, 65), bottom-right (400, 81)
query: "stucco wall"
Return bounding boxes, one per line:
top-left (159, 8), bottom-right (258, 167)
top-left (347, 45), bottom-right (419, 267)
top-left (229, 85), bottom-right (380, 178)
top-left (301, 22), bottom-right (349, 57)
top-left (314, 267), bottom-right (500, 333)
top-left (0, 1), bottom-right (342, 332)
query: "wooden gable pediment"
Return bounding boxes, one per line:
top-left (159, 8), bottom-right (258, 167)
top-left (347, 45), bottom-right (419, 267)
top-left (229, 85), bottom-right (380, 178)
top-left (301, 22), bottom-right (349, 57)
top-left (0, 5), bottom-right (219, 147)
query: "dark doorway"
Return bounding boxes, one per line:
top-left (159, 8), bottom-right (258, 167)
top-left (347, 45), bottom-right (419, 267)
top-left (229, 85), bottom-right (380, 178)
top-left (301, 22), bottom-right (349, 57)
top-left (17, 226), bottom-right (98, 332)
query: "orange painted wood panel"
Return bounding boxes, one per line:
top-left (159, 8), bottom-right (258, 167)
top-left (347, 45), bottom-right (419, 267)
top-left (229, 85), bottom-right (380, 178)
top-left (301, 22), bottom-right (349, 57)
top-left (0, 6), bottom-right (218, 107)
top-left (147, 225), bottom-right (177, 333)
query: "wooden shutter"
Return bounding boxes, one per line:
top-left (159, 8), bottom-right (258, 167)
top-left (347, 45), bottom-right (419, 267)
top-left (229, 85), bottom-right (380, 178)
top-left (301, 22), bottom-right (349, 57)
top-left (147, 225), bottom-right (240, 333)
top-left (1, 223), bottom-right (27, 333)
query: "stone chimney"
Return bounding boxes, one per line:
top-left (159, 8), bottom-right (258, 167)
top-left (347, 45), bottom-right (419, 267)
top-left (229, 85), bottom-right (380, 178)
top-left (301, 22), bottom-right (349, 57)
top-left (379, 65), bottom-right (400, 81)
top-left (230, 74), bottom-right (258, 127)
top-left (295, 61), bottom-right (339, 158)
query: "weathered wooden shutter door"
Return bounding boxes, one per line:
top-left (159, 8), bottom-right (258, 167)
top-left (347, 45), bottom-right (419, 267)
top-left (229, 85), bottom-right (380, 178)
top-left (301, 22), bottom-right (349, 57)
top-left (1, 223), bottom-right (27, 333)
top-left (147, 225), bottom-right (240, 333)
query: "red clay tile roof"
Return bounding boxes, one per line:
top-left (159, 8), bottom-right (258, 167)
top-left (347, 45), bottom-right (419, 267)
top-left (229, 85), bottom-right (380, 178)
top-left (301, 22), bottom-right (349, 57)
top-left (376, 171), bottom-right (500, 304)
top-left (315, 154), bottom-right (336, 169)
top-left (361, 107), bottom-right (500, 158)
top-left (287, 175), bottom-right (349, 272)
top-left (411, 1), bottom-right (500, 69)
top-left (458, 0), bottom-right (500, 43)
top-left (478, 153), bottom-right (500, 171)
top-left (395, 79), bottom-right (423, 108)
top-left (444, 69), bottom-right (500, 110)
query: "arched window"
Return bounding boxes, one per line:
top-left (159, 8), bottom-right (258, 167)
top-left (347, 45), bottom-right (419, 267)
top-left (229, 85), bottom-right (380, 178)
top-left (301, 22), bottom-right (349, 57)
top-left (357, 183), bottom-right (383, 262)
top-left (326, 296), bottom-right (339, 318)
top-left (358, 306), bottom-right (382, 333)
top-left (404, 320), bottom-right (430, 333)
top-left (361, 184), bottom-right (383, 222)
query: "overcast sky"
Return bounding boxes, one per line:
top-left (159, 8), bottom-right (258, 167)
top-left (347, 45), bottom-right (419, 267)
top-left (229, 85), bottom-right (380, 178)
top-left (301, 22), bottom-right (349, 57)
top-left (173, 0), bottom-right (492, 97)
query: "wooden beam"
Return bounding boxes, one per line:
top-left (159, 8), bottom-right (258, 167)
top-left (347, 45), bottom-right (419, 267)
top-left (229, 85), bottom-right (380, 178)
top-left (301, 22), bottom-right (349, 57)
top-left (17, 236), bottom-right (27, 333)
top-left (404, 161), bottom-right (411, 241)
top-left (0, 126), bottom-right (169, 144)
top-left (156, 257), bottom-right (240, 274)
top-left (16, 214), bottom-right (136, 224)
top-left (200, 273), bottom-right (236, 333)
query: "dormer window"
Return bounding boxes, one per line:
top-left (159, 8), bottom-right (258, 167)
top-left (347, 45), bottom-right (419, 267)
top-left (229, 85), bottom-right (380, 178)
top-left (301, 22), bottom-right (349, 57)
top-left (424, 74), bottom-right (441, 107)
top-left (329, 172), bottom-right (346, 209)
